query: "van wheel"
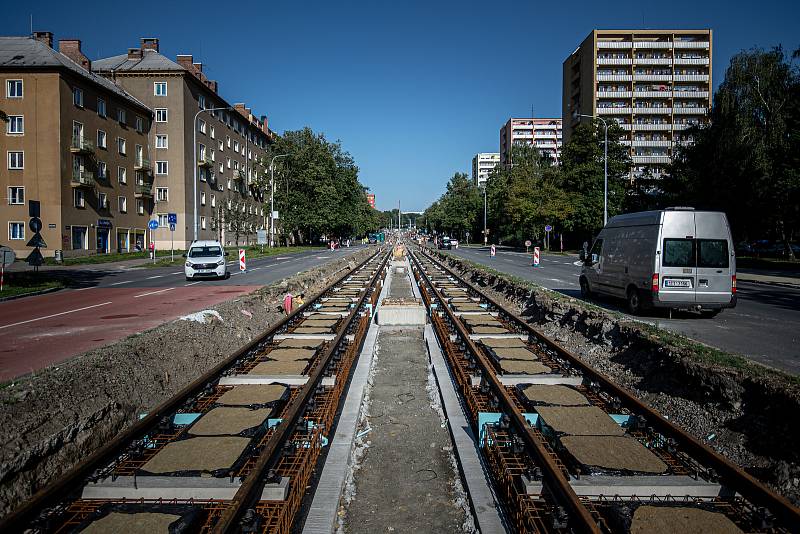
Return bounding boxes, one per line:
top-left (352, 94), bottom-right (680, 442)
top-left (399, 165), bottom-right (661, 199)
top-left (579, 277), bottom-right (592, 299)
top-left (627, 288), bottom-right (643, 315)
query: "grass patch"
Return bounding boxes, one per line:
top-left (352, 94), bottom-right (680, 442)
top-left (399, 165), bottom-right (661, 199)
top-left (41, 249), bottom-right (184, 266)
top-left (134, 245), bottom-right (324, 269)
top-left (0, 272), bottom-right (64, 299)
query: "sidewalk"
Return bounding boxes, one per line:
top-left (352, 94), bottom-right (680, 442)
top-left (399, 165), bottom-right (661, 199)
top-left (6, 256), bottom-right (158, 273)
top-left (737, 270), bottom-right (800, 289)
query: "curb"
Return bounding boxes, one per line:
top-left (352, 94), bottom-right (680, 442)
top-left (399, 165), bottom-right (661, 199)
top-left (737, 278), bottom-right (800, 290)
top-left (0, 286), bottom-right (63, 303)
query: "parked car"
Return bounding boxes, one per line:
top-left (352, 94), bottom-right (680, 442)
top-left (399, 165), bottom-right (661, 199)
top-left (438, 237), bottom-right (452, 250)
top-left (579, 208), bottom-right (736, 316)
top-left (184, 240), bottom-right (229, 281)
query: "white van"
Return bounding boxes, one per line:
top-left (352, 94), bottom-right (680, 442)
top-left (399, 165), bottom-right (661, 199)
top-left (579, 208), bottom-right (737, 316)
top-left (184, 240), bottom-right (229, 281)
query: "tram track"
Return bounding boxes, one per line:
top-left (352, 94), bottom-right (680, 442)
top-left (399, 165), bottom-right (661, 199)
top-left (410, 246), bottom-right (800, 533)
top-left (1, 248), bottom-right (391, 533)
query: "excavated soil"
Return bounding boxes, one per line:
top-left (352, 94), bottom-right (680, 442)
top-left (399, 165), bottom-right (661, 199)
top-left (434, 251), bottom-right (800, 505)
top-left (0, 248), bottom-right (373, 516)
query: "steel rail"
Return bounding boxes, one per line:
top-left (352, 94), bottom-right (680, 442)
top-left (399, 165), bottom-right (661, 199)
top-left (0, 248), bottom-right (384, 533)
top-left (213, 250), bottom-right (391, 532)
top-left (410, 250), bottom-right (602, 534)
top-left (421, 247), bottom-right (800, 530)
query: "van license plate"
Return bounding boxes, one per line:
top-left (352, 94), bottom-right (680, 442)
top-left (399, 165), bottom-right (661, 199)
top-left (664, 279), bottom-right (692, 288)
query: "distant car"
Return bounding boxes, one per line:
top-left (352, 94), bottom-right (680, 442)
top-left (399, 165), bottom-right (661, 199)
top-left (184, 240), bottom-right (229, 281)
top-left (438, 237), bottom-right (452, 250)
top-left (451, 239), bottom-right (459, 248)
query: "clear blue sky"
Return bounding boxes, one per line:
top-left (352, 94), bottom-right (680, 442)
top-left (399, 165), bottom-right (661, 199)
top-left (3, 0), bottom-right (798, 211)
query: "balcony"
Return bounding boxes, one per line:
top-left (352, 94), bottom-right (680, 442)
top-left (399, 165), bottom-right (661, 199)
top-left (633, 41), bottom-right (673, 49)
top-left (631, 140), bottom-right (672, 147)
top-left (672, 123), bottom-right (700, 130)
top-left (629, 123), bottom-right (672, 131)
top-left (134, 158), bottom-right (151, 171)
top-left (134, 183), bottom-right (154, 198)
top-left (597, 58), bottom-right (631, 65)
top-left (632, 155), bottom-right (672, 164)
top-left (634, 74), bottom-right (673, 82)
top-left (597, 74), bottom-right (632, 82)
top-left (197, 154), bottom-right (213, 168)
top-left (598, 91), bottom-right (633, 98)
top-left (597, 107), bottom-right (632, 114)
top-left (673, 41), bottom-right (710, 49)
top-left (674, 74), bottom-right (709, 82)
top-left (674, 90), bottom-right (709, 98)
top-left (633, 91), bottom-right (672, 98)
top-left (233, 169), bottom-right (245, 181)
top-left (70, 135), bottom-right (95, 154)
top-left (634, 58), bottom-right (672, 65)
top-left (633, 107), bottom-right (672, 114)
top-left (673, 107), bottom-right (708, 115)
top-left (71, 170), bottom-right (95, 187)
top-left (597, 41), bottom-right (632, 49)
top-left (675, 58), bottom-right (709, 65)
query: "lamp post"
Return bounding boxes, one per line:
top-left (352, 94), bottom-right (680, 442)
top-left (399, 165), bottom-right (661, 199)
top-left (481, 181), bottom-right (488, 246)
top-left (578, 113), bottom-right (609, 226)
top-left (269, 153), bottom-right (289, 247)
top-left (193, 106), bottom-right (232, 242)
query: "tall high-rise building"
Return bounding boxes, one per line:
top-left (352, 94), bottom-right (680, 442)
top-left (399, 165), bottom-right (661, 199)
top-left (0, 33), bottom-right (154, 258)
top-left (563, 29), bottom-right (712, 178)
top-left (499, 118), bottom-right (562, 166)
top-left (93, 38), bottom-right (275, 248)
top-left (471, 153), bottom-right (499, 186)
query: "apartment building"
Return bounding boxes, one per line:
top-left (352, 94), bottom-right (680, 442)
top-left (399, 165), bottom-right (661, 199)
top-left (471, 152), bottom-right (499, 187)
top-left (93, 38), bottom-right (275, 249)
top-left (0, 33), bottom-right (153, 258)
top-left (499, 118), bottom-right (563, 166)
top-left (563, 29), bottom-right (712, 178)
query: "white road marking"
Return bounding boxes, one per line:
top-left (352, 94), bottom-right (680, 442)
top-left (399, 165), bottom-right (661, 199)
top-left (184, 281), bottom-right (201, 286)
top-left (0, 301), bottom-right (113, 330)
top-left (133, 288), bottom-right (175, 298)
top-left (146, 275), bottom-right (164, 280)
top-left (74, 287), bottom-right (94, 291)
top-left (110, 280), bottom-right (132, 286)
top-left (171, 271), bottom-right (183, 275)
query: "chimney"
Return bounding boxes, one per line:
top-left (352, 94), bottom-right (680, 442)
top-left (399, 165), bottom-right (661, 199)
top-left (192, 62), bottom-right (203, 73)
top-left (140, 38), bottom-right (159, 53)
top-left (207, 80), bottom-right (218, 93)
top-left (59, 39), bottom-right (91, 71)
top-left (176, 54), bottom-right (194, 70)
top-left (260, 115), bottom-right (269, 134)
top-left (32, 31), bottom-right (53, 48)
top-left (128, 48), bottom-right (143, 60)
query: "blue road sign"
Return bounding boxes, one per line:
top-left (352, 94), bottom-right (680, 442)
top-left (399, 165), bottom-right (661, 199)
top-left (545, 225), bottom-right (553, 232)
top-left (169, 223), bottom-right (176, 232)
top-left (168, 213), bottom-right (178, 225)
top-left (148, 220), bottom-right (159, 230)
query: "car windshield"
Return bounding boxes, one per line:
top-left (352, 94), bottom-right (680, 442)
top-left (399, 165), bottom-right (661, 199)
top-left (189, 246), bottom-right (222, 258)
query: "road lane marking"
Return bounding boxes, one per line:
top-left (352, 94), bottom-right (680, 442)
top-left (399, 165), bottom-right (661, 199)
top-left (133, 288), bottom-right (175, 298)
top-left (146, 275), bottom-right (165, 280)
top-left (74, 287), bottom-right (94, 291)
top-left (184, 281), bottom-right (201, 286)
top-left (0, 302), bottom-right (113, 331)
top-left (110, 280), bottom-right (133, 286)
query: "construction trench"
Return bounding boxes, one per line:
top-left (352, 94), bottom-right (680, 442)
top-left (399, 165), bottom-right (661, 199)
top-left (1, 242), bottom-right (799, 533)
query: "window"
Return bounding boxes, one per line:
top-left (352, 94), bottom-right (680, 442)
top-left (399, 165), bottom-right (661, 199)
top-left (118, 166), bottom-right (127, 184)
top-left (135, 170), bottom-right (144, 185)
top-left (199, 143), bottom-right (206, 159)
top-left (155, 108), bottom-right (168, 122)
top-left (7, 151), bottom-right (23, 169)
top-left (154, 82), bottom-right (167, 96)
top-left (9, 222), bottom-right (24, 240)
top-left (98, 192), bottom-right (108, 209)
top-left (697, 239), bottom-right (729, 268)
top-left (226, 157), bottom-right (231, 169)
top-left (156, 187), bottom-right (168, 202)
top-left (6, 115), bottom-right (23, 134)
top-left (211, 194), bottom-right (216, 207)
top-left (117, 137), bottom-right (126, 155)
top-left (135, 116), bottom-right (143, 133)
top-left (198, 94), bottom-right (205, 109)
top-left (210, 125), bottom-right (215, 139)
top-left (156, 161), bottom-right (168, 175)
top-left (156, 134), bottom-right (168, 148)
top-left (226, 135), bottom-right (231, 147)
top-left (97, 161), bottom-right (107, 179)
top-left (8, 186), bottom-right (24, 205)
top-left (219, 162), bottom-right (224, 173)
top-left (73, 87), bottom-right (83, 107)
top-left (201, 191), bottom-right (206, 206)
top-left (74, 189), bottom-right (85, 208)
top-left (663, 239), bottom-right (694, 267)
top-left (198, 119), bottom-right (206, 134)
top-left (97, 130), bottom-right (107, 149)
top-left (6, 79), bottom-right (22, 98)
top-left (135, 144), bottom-right (143, 165)
top-left (97, 98), bottom-right (106, 117)
top-left (157, 214), bottom-right (169, 227)
top-left (117, 108), bottom-right (126, 124)
top-left (218, 140), bottom-right (224, 151)
top-left (118, 196), bottom-right (127, 213)
top-left (137, 199), bottom-right (144, 215)
top-left (234, 140), bottom-right (239, 152)
top-left (201, 216), bottom-right (206, 230)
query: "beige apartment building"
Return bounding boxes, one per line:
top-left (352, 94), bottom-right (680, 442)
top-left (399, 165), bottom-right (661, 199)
top-left (499, 118), bottom-right (563, 166)
top-left (93, 39), bottom-right (275, 249)
top-left (0, 33), bottom-right (153, 258)
top-left (563, 29), bottom-right (712, 178)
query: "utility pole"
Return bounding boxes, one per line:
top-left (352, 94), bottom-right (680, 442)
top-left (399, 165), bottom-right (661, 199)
top-left (269, 154), bottom-right (290, 247)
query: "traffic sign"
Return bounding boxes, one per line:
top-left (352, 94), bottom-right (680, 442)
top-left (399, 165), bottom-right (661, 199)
top-left (26, 247), bottom-right (44, 267)
top-left (524, 240), bottom-right (532, 247)
top-left (169, 223), bottom-right (176, 232)
top-left (29, 217), bottom-right (42, 233)
top-left (257, 229), bottom-right (267, 245)
top-left (239, 249), bottom-right (246, 271)
top-left (544, 225), bottom-right (553, 232)
top-left (148, 220), bottom-right (159, 230)
top-left (168, 213), bottom-right (178, 225)
top-left (26, 234), bottom-right (47, 248)
top-left (0, 246), bottom-right (15, 267)
top-left (532, 246), bottom-right (541, 267)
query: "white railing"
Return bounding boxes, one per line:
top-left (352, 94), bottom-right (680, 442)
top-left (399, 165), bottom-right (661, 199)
top-left (632, 155), bottom-right (672, 164)
top-left (634, 58), bottom-right (672, 65)
top-left (674, 58), bottom-right (709, 65)
top-left (597, 75), bottom-right (632, 82)
top-left (634, 41), bottom-right (673, 48)
top-left (674, 74), bottom-right (709, 82)
top-left (672, 123), bottom-right (700, 130)
top-left (630, 123), bottom-right (673, 131)
top-left (633, 107), bottom-right (672, 114)
top-left (673, 90), bottom-right (709, 98)
top-left (633, 91), bottom-right (672, 98)
top-left (673, 107), bottom-right (708, 115)
top-left (597, 58), bottom-right (632, 65)
top-left (598, 91), bottom-right (633, 98)
top-left (597, 41), bottom-right (632, 48)
top-left (597, 107), bottom-right (633, 114)
top-left (631, 140), bottom-right (672, 147)
top-left (634, 74), bottom-right (673, 81)
top-left (674, 41), bottom-right (710, 49)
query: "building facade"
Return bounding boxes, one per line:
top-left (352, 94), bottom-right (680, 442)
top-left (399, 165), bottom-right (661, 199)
top-left (1, 33), bottom-right (153, 258)
top-left (563, 29), bottom-right (712, 178)
top-left (93, 38), bottom-right (275, 249)
top-left (499, 118), bottom-right (562, 166)
top-left (471, 152), bottom-right (499, 187)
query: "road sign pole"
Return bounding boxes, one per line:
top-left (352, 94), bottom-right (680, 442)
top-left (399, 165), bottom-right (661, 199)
top-left (1, 262), bottom-right (4, 292)
top-left (171, 230), bottom-right (174, 263)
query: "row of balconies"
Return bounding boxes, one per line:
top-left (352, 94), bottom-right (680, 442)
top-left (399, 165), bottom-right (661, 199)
top-left (597, 74), bottom-right (709, 82)
top-left (69, 171), bottom-right (154, 198)
top-left (597, 41), bottom-right (710, 49)
top-left (598, 90), bottom-right (710, 98)
top-left (597, 107), bottom-right (708, 115)
top-left (621, 139), bottom-right (673, 147)
top-left (632, 155), bottom-right (672, 164)
top-left (597, 57), bottom-right (710, 66)
top-left (618, 123), bottom-right (699, 131)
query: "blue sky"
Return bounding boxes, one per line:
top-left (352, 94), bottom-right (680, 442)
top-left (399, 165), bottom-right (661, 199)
top-left (3, 0), bottom-right (798, 211)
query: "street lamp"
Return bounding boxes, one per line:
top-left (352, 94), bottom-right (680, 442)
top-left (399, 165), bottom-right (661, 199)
top-left (578, 113), bottom-right (609, 226)
top-left (269, 153), bottom-right (289, 247)
top-left (193, 106), bottom-right (233, 242)
top-left (480, 180), bottom-right (488, 246)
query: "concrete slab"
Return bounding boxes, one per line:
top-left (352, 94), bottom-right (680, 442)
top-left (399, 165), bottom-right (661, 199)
top-left (522, 475), bottom-right (723, 499)
top-left (82, 475), bottom-right (290, 501)
top-left (219, 375), bottom-right (336, 387)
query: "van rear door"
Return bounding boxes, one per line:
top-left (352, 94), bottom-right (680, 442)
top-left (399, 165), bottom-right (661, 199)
top-left (694, 212), bottom-right (733, 304)
top-left (660, 238), bottom-right (696, 303)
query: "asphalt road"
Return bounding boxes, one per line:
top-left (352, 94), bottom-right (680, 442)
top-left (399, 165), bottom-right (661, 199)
top-left (0, 247), bottom-right (368, 381)
top-left (445, 246), bottom-right (800, 375)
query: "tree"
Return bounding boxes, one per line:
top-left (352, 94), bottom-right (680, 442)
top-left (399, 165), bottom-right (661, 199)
top-left (213, 199), bottom-right (258, 246)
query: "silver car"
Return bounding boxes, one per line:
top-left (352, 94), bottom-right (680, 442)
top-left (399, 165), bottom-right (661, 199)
top-left (580, 208), bottom-right (737, 316)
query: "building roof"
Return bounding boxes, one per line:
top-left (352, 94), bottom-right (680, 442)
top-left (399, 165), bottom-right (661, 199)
top-left (0, 36), bottom-right (150, 112)
top-left (92, 50), bottom-right (185, 72)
